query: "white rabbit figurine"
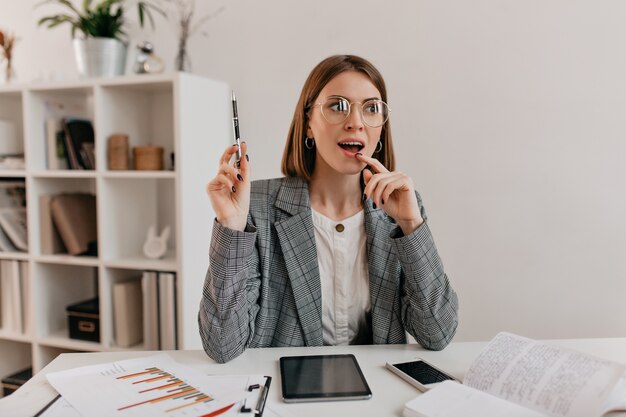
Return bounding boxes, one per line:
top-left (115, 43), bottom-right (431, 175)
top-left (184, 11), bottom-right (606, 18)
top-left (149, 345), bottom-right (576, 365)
top-left (143, 225), bottom-right (170, 259)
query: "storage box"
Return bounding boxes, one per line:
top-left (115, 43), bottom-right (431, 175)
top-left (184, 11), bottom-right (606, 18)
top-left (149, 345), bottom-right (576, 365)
top-left (133, 146), bottom-right (164, 170)
top-left (1, 367), bottom-right (32, 396)
top-left (66, 297), bottom-right (100, 343)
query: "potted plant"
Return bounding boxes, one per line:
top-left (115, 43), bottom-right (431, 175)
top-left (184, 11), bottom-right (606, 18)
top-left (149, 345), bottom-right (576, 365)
top-left (37, 0), bottom-right (164, 78)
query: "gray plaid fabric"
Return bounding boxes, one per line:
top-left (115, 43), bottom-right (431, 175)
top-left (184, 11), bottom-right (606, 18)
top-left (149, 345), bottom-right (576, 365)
top-left (199, 177), bottom-right (458, 363)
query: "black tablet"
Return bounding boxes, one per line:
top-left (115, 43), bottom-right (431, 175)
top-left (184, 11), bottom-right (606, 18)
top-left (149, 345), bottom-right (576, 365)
top-left (279, 354), bottom-right (372, 403)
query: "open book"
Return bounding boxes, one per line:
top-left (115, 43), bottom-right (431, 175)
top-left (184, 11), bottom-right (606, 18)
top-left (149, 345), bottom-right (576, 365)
top-left (404, 333), bottom-right (626, 417)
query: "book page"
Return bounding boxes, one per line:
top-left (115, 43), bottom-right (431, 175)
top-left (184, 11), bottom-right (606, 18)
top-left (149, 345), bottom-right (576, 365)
top-left (601, 378), bottom-right (626, 415)
top-left (463, 333), bottom-right (625, 417)
top-left (404, 381), bottom-right (549, 417)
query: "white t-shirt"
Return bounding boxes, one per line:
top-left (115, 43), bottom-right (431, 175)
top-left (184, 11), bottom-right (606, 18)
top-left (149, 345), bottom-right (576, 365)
top-left (311, 208), bottom-right (371, 345)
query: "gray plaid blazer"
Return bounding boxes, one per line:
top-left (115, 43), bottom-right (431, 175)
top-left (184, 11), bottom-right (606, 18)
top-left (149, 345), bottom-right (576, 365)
top-left (199, 176), bottom-right (458, 363)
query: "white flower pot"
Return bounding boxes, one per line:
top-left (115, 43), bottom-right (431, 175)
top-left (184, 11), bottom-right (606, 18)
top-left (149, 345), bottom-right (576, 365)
top-left (73, 38), bottom-right (128, 78)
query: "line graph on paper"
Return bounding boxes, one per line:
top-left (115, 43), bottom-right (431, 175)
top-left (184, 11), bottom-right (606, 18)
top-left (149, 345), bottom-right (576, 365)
top-left (46, 354), bottom-right (257, 417)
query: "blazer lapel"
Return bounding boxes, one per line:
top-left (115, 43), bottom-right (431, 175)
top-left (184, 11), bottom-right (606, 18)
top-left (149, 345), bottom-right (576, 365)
top-left (364, 199), bottom-right (399, 344)
top-left (274, 177), bottom-right (323, 346)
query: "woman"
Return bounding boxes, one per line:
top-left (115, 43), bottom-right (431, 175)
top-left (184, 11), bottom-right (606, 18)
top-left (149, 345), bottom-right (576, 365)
top-left (200, 55), bottom-right (458, 363)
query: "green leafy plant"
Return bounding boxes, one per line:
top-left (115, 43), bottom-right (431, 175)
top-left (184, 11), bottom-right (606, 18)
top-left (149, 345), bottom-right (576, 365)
top-left (37, 0), bottom-right (164, 40)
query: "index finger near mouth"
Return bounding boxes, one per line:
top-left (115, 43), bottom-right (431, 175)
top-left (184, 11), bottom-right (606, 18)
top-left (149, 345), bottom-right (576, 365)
top-left (357, 153), bottom-right (389, 173)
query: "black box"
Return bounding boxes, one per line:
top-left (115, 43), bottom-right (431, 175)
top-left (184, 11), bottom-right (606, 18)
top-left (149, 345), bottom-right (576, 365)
top-left (1, 368), bottom-right (32, 396)
top-left (66, 297), bottom-right (100, 343)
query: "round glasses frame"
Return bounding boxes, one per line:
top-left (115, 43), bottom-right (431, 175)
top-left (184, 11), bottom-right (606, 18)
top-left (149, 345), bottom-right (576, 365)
top-left (312, 96), bottom-right (391, 128)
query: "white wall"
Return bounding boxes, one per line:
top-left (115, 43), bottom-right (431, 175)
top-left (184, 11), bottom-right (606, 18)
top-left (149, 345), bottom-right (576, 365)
top-left (5, 0), bottom-right (626, 342)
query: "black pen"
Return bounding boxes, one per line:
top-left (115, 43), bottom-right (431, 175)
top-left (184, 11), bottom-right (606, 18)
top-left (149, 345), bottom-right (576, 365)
top-left (231, 91), bottom-right (242, 161)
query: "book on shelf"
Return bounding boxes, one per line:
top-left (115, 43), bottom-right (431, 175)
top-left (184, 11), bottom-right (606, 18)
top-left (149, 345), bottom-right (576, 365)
top-left (62, 117), bottom-right (95, 170)
top-left (0, 181), bottom-right (27, 252)
top-left (50, 193), bottom-right (97, 256)
top-left (0, 223), bottom-right (17, 252)
top-left (0, 208), bottom-right (28, 251)
top-left (45, 118), bottom-right (69, 170)
top-left (0, 180), bottom-right (26, 209)
top-left (19, 261), bottom-right (29, 335)
top-left (158, 272), bottom-right (177, 350)
top-left (140, 271), bottom-right (178, 350)
top-left (0, 261), bottom-right (9, 331)
top-left (113, 279), bottom-right (143, 348)
top-left (0, 260), bottom-right (24, 334)
top-left (403, 332), bottom-right (626, 417)
top-left (141, 271), bottom-right (159, 350)
top-left (39, 195), bottom-right (66, 255)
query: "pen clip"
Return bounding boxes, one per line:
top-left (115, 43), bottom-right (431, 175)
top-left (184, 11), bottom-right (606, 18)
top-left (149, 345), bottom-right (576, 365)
top-left (240, 400), bottom-right (252, 413)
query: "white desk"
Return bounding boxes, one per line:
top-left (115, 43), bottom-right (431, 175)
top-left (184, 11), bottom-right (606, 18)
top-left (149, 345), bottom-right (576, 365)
top-left (2, 338), bottom-right (626, 417)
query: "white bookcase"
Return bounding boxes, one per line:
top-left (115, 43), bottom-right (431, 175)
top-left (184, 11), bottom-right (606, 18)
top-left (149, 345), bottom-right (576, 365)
top-left (0, 73), bottom-right (230, 383)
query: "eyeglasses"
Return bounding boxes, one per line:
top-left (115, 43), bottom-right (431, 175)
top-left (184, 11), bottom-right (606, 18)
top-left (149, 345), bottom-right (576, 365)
top-left (313, 96), bottom-right (390, 128)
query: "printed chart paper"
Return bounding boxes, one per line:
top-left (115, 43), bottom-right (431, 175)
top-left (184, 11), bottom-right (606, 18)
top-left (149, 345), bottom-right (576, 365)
top-left (38, 397), bottom-right (290, 417)
top-left (46, 354), bottom-right (266, 417)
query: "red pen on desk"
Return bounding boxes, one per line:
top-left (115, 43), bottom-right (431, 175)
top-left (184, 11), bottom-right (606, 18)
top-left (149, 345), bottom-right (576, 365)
top-left (200, 402), bottom-right (235, 417)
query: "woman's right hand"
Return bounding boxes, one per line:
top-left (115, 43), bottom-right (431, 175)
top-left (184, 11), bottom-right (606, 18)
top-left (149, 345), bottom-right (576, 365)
top-left (206, 142), bottom-right (250, 232)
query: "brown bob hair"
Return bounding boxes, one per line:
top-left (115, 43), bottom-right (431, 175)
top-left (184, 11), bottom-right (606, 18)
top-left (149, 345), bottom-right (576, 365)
top-left (281, 55), bottom-right (395, 181)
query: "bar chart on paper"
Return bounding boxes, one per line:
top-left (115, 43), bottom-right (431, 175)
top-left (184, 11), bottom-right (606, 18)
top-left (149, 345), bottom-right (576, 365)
top-left (114, 366), bottom-right (217, 414)
top-left (46, 354), bottom-right (264, 417)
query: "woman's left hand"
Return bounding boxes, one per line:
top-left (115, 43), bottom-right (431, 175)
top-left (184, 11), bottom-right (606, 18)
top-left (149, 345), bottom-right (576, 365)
top-left (357, 153), bottom-right (424, 235)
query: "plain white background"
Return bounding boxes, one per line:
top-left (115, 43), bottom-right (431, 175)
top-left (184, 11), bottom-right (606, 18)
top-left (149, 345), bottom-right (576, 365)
top-left (3, 0), bottom-right (626, 342)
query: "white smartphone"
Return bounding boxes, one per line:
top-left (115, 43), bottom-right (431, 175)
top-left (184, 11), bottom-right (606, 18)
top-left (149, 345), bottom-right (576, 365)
top-left (385, 359), bottom-right (460, 392)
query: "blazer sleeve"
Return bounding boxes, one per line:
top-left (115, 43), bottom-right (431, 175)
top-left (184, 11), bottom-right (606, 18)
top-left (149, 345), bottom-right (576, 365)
top-left (390, 192), bottom-right (459, 350)
top-left (198, 219), bottom-right (262, 363)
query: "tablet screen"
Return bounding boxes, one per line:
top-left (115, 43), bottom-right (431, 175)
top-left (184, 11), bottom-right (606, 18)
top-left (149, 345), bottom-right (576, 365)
top-left (279, 354), bottom-right (372, 402)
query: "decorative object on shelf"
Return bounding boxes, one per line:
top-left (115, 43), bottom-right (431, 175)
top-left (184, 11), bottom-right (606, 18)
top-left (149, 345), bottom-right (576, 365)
top-left (133, 41), bottom-right (164, 74)
top-left (1, 367), bottom-right (32, 397)
top-left (37, 0), bottom-right (165, 78)
top-left (107, 134), bottom-right (129, 170)
top-left (142, 224), bottom-right (170, 259)
top-left (73, 37), bottom-right (128, 78)
top-left (0, 29), bottom-right (17, 83)
top-left (66, 297), bottom-right (100, 343)
top-left (167, 0), bottom-right (224, 72)
top-left (133, 145), bottom-right (164, 170)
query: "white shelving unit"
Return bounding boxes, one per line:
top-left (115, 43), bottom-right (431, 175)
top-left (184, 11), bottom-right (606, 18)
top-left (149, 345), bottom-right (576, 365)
top-left (0, 73), bottom-right (230, 383)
